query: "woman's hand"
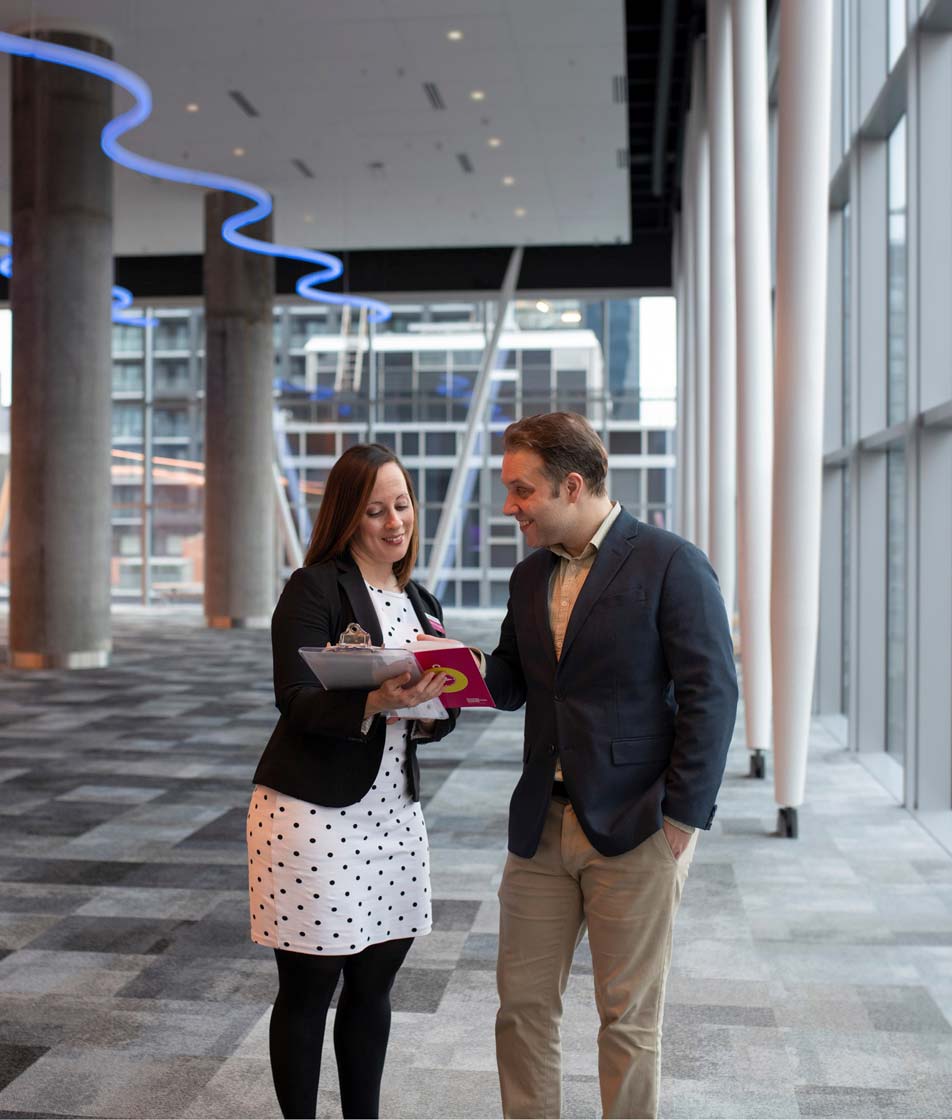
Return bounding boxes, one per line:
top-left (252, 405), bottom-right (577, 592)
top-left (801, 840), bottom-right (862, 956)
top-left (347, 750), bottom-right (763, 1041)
top-left (364, 667), bottom-right (446, 719)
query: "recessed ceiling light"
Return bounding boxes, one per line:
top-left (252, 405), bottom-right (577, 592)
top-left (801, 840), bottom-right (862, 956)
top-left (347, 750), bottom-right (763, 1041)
top-left (560, 310), bottom-right (582, 324)
top-left (447, 29), bottom-right (463, 41)
top-left (502, 175), bottom-right (515, 186)
top-left (514, 206), bottom-right (527, 218)
top-left (536, 300), bottom-right (550, 313)
top-left (186, 102), bottom-right (199, 113)
top-left (303, 214), bottom-right (314, 224)
top-left (487, 137), bottom-right (502, 148)
top-left (232, 147), bottom-right (246, 157)
top-left (470, 90), bottom-right (486, 101)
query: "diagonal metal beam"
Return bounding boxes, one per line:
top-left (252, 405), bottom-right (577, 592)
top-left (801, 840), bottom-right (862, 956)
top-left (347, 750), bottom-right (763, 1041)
top-left (426, 246), bottom-right (523, 596)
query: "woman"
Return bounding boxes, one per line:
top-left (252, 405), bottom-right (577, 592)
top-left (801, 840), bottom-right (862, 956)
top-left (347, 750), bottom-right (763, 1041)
top-left (247, 443), bottom-right (456, 1119)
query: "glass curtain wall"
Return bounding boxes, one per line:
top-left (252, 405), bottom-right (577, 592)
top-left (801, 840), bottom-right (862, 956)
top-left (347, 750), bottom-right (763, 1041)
top-left (102, 297), bottom-right (676, 609)
top-left (884, 118), bottom-right (907, 764)
top-left (817, 0), bottom-right (952, 823)
top-left (887, 119), bottom-right (907, 427)
top-left (841, 203), bottom-right (851, 717)
top-left (110, 310), bottom-right (205, 600)
top-left (885, 447), bottom-right (906, 762)
top-left (887, 0), bottom-right (906, 70)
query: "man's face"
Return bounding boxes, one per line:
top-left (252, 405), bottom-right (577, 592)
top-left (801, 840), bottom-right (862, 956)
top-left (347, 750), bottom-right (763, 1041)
top-left (500, 447), bottom-right (572, 550)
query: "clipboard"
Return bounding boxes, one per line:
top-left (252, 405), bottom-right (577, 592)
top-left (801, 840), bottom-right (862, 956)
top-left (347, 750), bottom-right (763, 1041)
top-left (299, 624), bottom-right (448, 720)
top-left (298, 645), bottom-right (422, 691)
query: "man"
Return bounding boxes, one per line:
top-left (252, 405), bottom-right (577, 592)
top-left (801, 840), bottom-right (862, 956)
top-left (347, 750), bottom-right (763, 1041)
top-left (482, 412), bottom-right (737, 1120)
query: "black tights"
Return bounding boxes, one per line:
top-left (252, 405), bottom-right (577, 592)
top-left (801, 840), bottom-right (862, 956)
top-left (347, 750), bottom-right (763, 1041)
top-left (270, 938), bottom-right (413, 1119)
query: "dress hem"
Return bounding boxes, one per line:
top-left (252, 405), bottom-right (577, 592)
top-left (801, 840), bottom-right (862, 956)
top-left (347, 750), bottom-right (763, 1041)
top-left (250, 925), bottom-right (431, 956)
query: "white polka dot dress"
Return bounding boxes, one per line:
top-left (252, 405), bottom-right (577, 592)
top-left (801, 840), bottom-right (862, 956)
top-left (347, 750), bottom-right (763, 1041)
top-left (247, 582), bottom-right (431, 955)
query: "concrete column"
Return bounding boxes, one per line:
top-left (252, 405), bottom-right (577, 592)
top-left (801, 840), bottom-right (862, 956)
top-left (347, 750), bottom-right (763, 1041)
top-left (692, 41), bottom-right (711, 556)
top-left (707, 0), bottom-right (737, 617)
top-left (203, 191), bottom-right (275, 627)
top-left (732, 0), bottom-right (774, 765)
top-left (9, 32), bottom-right (113, 669)
top-left (771, 0), bottom-right (834, 830)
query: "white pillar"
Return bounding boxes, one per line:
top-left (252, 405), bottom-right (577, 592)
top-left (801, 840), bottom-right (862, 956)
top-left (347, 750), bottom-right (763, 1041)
top-left (674, 217), bottom-right (686, 535)
top-left (691, 41), bottom-right (711, 556)
top-left (771, 0), bottom-right (834, 828)
top-left (680, 111), bottom-right (698, 542)
top-left (732, 0), bottom-right (774, 763)
top-left (707, 0), bottom-right (737, 618)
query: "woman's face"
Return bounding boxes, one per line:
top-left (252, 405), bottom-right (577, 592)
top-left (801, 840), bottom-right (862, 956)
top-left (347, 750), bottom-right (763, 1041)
top-left (350, 461), bottom-right (414, 570)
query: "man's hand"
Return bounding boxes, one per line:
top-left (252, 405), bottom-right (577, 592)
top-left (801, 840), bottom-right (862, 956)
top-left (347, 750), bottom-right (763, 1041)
top-left (662, 818), bottom-right (690, 860)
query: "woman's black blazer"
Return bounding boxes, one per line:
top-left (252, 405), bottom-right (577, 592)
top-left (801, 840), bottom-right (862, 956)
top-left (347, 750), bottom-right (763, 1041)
top-left (252, 555), bottom-right (457, 807)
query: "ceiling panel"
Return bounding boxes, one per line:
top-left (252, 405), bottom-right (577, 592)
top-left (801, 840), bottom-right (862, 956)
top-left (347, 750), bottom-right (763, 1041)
top-left (0, 0), bottom-right (636, 252)
top-left (0, 0), bottom-right (708, 262)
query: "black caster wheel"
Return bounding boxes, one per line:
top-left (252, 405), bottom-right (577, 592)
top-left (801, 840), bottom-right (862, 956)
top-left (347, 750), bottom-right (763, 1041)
top-left (777, 806), bottom-right (799, 838)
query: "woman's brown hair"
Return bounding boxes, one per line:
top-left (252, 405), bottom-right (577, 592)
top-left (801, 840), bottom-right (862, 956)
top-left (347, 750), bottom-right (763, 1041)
top-left (303, 444), bottom-right (420, 588)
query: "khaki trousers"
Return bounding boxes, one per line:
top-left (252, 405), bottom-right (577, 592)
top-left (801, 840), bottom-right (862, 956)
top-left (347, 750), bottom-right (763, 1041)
top-left (495, 798), bottom-right (696, 1120)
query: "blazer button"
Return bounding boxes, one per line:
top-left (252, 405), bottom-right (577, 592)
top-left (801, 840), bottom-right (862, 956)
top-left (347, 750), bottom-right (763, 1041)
top-left (554, 691), bottom-right (564, 702)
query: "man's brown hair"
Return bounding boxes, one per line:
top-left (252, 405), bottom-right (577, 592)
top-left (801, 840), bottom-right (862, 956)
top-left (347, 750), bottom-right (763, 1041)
top-left (503, 412), bottom-right (608, 497)
top-left (303, 443), bottom-right (419, 588)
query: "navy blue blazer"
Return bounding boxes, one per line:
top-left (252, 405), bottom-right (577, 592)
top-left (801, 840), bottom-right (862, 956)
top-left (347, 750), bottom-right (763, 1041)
top-left (484, 508), bottom-right (738, 858)
top-left (253, 555), bottom-right (456, 807)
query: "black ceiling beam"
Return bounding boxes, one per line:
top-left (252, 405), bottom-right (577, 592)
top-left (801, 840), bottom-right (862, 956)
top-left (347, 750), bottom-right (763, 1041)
top-left (98, 240), bottom-right (672, 300)
top-left (652, 0), bottom-right (679, 196)
top-left (0, 240), bottom-right (674, 308)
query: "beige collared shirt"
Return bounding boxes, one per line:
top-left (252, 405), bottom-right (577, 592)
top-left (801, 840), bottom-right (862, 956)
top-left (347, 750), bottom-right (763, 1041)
top-left (548, 502), bottom-right (623, 660)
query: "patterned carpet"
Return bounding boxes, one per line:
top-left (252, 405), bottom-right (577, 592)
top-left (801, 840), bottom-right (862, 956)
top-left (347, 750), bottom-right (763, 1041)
top-left (0, 607), bottom-right (949, 1118)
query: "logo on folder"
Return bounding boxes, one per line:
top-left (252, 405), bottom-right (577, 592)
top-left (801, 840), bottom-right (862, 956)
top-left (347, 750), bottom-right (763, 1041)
top-left (431, 666), bottom-right (469, 693)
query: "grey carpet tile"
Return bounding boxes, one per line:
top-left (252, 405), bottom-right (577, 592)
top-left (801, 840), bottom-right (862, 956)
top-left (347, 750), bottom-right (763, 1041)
top-left (73, 887), bottom-right (236, 921)
top-left (24, 917), bottom-right (196, 956)
top-left (0, 607), bottom-right (947, 1117)
top-left (0, 884), bottom-right (97, 916)
top-left (174, 807), bottom-right (249, 845)
top-left (665, 1002), bottom-right (779, 1029)
top-left (0, 917), bottom-right (64, 953)
top-left (795, 1084), bottom-right (918, 1119)
top-left (152, 916), bottom-right (263, 960)
top-left (430, 899), bottom-right (481, 931)
top-left (388, 966), bottom-right (454, 1014)
top-left (0, 1047), bottom-right (47, 1093)
top-left (0, 1051), bottom-right (224, 1119)
top-left (0, 860), bottom-right (146, 887)
top-left (116, 862), bottom-right (247, 890)
top-left (0, 1109), bottom-right (73, 1118)
top-left (0, 950), bottom-right (157, 998)
top-left (55, 785), bottom-right (168, 805)
top-left (116, 956), bottom-right (275, 1004)
top-left (457, 932), bottom-right (499, 970)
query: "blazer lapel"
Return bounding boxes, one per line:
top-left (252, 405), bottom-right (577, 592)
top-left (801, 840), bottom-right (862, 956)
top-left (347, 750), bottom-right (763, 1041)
top-left (405, 582), bottom-right (438, 637)
top-left (557, 511), bottom-right (639, 670)
top-left (535, 550), bottom-right (559, 669)
top-left (336, 557), bottom-right (385, 646)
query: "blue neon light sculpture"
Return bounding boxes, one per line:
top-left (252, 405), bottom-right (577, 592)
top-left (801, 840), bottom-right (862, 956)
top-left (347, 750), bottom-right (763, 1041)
top-left (0, 30), bottom-right (391, 323)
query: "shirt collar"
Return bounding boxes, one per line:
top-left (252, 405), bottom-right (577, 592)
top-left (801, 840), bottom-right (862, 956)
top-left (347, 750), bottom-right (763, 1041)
top-left (550, 501), bottom-right (621, 562)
